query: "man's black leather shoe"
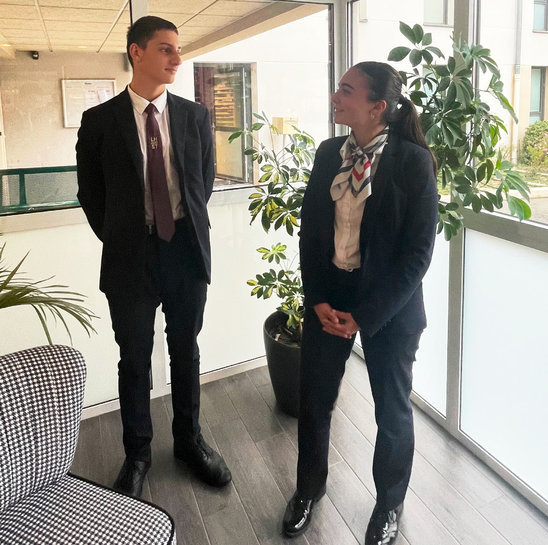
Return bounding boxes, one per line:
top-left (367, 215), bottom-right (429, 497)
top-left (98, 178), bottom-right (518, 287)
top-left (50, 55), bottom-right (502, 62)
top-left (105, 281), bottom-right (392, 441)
top-left (113, 458), bottom-right (151, 498)
top-left (282, 489), bottom-right (325, 538)
top-left (365, 503), bottom-right (403, 545)
top-left (174, 434), bottom-right (231, 487)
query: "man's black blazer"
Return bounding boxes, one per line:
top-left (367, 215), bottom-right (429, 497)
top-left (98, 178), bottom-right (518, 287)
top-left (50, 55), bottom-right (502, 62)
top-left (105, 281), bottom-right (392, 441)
top-left (299, 131), bottom-right (439, 338)
top-left (76, 88), bottom-right (214, 293)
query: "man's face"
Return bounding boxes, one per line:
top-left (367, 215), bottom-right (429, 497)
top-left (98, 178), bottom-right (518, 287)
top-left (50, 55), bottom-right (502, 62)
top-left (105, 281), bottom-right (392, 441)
top-left (131, 29), bottom-right (182, 85)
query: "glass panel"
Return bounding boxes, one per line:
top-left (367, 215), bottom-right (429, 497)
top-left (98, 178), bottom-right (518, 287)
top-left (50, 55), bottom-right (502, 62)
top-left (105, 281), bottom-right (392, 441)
top-left (530, 68), bottom-right (542, 113)
top-left (215, 131), bottom-right (243, 179)
top-left (195, 63), bottom-right (250, 183)
top-left (24, 171), bottom-right (77, 206)
top-left (480, 1), bottom-right (548, 225)
top-left (413, 235), bottom-right (450, 415)
top-left (461, 230), bottom-right (548, 502)
top-left (174, 7), bottom-right (331, 186)
top-left (534, 4), bottom-right (547, 31)
top-left (424, 0), bottom-right (445, 25)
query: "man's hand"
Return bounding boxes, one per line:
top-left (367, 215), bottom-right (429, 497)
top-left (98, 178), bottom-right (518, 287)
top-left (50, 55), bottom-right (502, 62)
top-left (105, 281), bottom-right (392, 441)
top-left (314, 303), bottom-right (360, 339)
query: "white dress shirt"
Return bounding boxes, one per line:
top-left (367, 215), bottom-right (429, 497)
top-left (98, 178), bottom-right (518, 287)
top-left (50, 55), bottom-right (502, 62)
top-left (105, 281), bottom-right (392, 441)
top-left (128, 86), bottom-right (184, 225)
top-left (331, 145), bottom-right (386, 271)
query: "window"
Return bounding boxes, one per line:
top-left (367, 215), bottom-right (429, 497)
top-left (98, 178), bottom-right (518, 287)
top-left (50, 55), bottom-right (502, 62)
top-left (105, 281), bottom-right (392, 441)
top-left (530, 67), bottom-right (546, 123)
top-left (424, 0), bottom-right (454, 26)
top-left (194, 63), bottom-right (253, 185)
top-left (534, 0), bottom-right (548, 31)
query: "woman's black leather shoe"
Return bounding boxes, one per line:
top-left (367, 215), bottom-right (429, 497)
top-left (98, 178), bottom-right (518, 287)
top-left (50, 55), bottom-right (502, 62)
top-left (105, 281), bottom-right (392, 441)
top-left (282, 490), bottom-right (325, 537)
top-left (365, 503), bottom-right (403, 545)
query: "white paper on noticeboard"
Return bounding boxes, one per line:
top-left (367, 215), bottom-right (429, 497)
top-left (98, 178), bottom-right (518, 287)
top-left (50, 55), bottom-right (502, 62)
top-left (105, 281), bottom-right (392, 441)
top-left (61, 79), bottom-right (116, 128)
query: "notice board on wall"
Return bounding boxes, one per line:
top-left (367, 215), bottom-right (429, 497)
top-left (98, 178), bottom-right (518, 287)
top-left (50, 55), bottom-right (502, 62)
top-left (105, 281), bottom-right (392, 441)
top-left (61, 79), bottom-right (116, 128)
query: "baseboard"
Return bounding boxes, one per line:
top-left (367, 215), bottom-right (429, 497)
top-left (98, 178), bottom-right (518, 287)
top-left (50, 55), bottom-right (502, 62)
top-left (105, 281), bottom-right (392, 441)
top-left (81, 356), bottom-right (268, 420)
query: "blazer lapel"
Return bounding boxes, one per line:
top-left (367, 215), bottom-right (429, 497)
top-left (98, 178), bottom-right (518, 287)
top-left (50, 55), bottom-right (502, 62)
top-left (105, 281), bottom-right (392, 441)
top-left (112, 88), bottom-right (144, 189)
top-left (166, 92), bottom-right (188, 173)
top-left (362, 133), bottom-right (397, 235)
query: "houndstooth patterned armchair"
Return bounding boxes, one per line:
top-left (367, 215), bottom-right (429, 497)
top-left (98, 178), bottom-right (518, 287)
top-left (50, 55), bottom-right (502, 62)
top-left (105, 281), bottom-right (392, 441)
top-left (0, 345), bottom-right (176, 545)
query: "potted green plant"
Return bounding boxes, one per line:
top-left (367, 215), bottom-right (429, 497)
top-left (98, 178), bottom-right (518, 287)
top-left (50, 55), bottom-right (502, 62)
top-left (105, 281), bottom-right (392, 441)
top-left (230, 113), bottom-right (315, 416)
top-left (388, 22), bottom-right (531, 237)
top-left (232, 25), bottom-right (531, 417)
top-left (0, 242), bottom-right (95, 344)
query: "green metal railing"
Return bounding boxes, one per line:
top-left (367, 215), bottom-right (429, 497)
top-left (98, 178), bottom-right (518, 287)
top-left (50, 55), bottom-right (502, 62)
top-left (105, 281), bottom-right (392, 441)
top-left (0, 165), bottom-right (79, 215)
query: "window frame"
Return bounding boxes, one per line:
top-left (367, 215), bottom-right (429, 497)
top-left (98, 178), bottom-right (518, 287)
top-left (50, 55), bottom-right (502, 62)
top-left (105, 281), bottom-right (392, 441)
top-left (533, 0), bottom-right (548, 31)
top-left (424, 0), bottom-right (450, 26)
top-left (530, 66), bottom-right (546, 123)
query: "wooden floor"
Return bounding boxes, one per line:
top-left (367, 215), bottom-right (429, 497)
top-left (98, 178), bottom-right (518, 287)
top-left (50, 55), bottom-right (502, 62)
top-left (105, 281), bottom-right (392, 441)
top-left (71, 353), bottom-right (548, 545)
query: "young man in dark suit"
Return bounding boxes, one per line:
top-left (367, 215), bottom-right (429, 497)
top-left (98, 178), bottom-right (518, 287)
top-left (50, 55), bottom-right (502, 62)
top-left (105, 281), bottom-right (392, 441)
top-left (76, 16), bottom-right (231, 497)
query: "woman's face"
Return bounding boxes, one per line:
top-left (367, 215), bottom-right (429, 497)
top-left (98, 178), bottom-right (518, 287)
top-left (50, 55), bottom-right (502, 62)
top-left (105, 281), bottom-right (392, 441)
top-left (331, 67), bottom-right (380, 131)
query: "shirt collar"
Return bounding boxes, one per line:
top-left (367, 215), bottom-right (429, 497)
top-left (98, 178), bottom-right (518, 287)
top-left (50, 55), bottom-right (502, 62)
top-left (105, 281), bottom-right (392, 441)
top-left (128, 85), bottom-right (168, 116)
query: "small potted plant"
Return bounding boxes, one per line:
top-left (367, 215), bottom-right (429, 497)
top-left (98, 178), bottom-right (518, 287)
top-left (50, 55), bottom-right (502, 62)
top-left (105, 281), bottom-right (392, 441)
top-left (230, 113), bottom-right (316, 416)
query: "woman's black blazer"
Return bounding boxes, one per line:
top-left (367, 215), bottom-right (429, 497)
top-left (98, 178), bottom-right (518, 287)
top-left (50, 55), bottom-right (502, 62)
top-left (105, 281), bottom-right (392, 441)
top-left (299, 131), bottom-right (439, 338)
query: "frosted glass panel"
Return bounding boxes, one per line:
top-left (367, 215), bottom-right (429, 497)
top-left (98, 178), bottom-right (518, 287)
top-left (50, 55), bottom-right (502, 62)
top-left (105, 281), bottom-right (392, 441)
top-left (461, 230), bottom-right (548, 501)
top-left (413, 236), bottom-right (450, 415)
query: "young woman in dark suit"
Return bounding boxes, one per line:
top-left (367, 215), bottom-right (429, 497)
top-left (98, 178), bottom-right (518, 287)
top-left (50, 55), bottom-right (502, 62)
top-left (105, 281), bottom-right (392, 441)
top-left (282, 62), bottom-right (438, 545)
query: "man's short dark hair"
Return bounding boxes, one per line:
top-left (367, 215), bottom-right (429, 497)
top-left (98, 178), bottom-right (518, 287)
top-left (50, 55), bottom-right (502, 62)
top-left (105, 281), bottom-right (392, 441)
top-left (126, 16), bottom-right (178, 67)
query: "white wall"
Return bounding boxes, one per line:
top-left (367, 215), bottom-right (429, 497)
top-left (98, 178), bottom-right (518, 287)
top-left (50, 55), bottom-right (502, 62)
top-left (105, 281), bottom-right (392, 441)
top-left (0, 51), bottom-right (131, 168)
top-left (0, 189), bottom-right (297, 409)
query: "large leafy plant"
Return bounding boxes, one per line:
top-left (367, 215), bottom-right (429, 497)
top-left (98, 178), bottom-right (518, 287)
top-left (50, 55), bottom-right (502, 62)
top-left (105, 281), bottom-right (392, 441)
top-left (388, 22), bottom-right (531, 239)
top-left (229, 113), bottom-right (316, 341)
top-left (0, 242), bottom-right (96, 344)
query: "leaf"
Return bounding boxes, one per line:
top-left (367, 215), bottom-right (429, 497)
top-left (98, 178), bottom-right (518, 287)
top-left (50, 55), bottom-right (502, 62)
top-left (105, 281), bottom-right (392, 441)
top-left (472, 195), bottom-right (482, 213)
top-left (507, 195), bottom-right (531, 220)
top-left (477, 163), bottom-right (486, 182)
top-left (410, 49), bottom-right (422, 67)
top-left (261, 210), bottom-right (271, 232)
top-left (227, 130), bottom-right (242, 143)
top-left (388, 46), bottom-right (411, 62)
top-left (480, 193), bottom-right (494, 212)
top-left (412, 24), bottom-right (424, 43)
top-left (434, 64), bottom-right (450, 77)
top-left (400, 21), bottom-right (417, 44)
top-left (426, 46), bottom-right (444, 58)
top-left (422, 49), bottom-right (434, 65)
top-left (446, 82), bottom-right (457, 106)
top-left (251, 122), bottom-right (264, 131)
top-left (422, 32), bottom-right (432, 46)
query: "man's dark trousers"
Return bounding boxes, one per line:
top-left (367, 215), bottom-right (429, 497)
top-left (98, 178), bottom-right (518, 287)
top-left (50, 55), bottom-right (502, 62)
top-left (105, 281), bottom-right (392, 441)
top-left (106, 217), bottom-right (207, 463)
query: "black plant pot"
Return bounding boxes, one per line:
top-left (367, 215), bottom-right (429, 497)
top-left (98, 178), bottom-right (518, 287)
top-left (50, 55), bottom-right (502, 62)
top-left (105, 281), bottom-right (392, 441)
top-left (263, 311), bottom-right (301, 418)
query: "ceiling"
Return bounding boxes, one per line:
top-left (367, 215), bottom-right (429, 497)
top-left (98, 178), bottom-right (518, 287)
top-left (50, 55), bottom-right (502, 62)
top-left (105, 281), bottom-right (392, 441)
top-left (0, 0), bottom-right (324, 59)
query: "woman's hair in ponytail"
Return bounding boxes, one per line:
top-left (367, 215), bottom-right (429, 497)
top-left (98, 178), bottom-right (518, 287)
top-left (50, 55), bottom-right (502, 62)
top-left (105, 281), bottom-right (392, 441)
top-left (353, 61), bottom-right (437, 175)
